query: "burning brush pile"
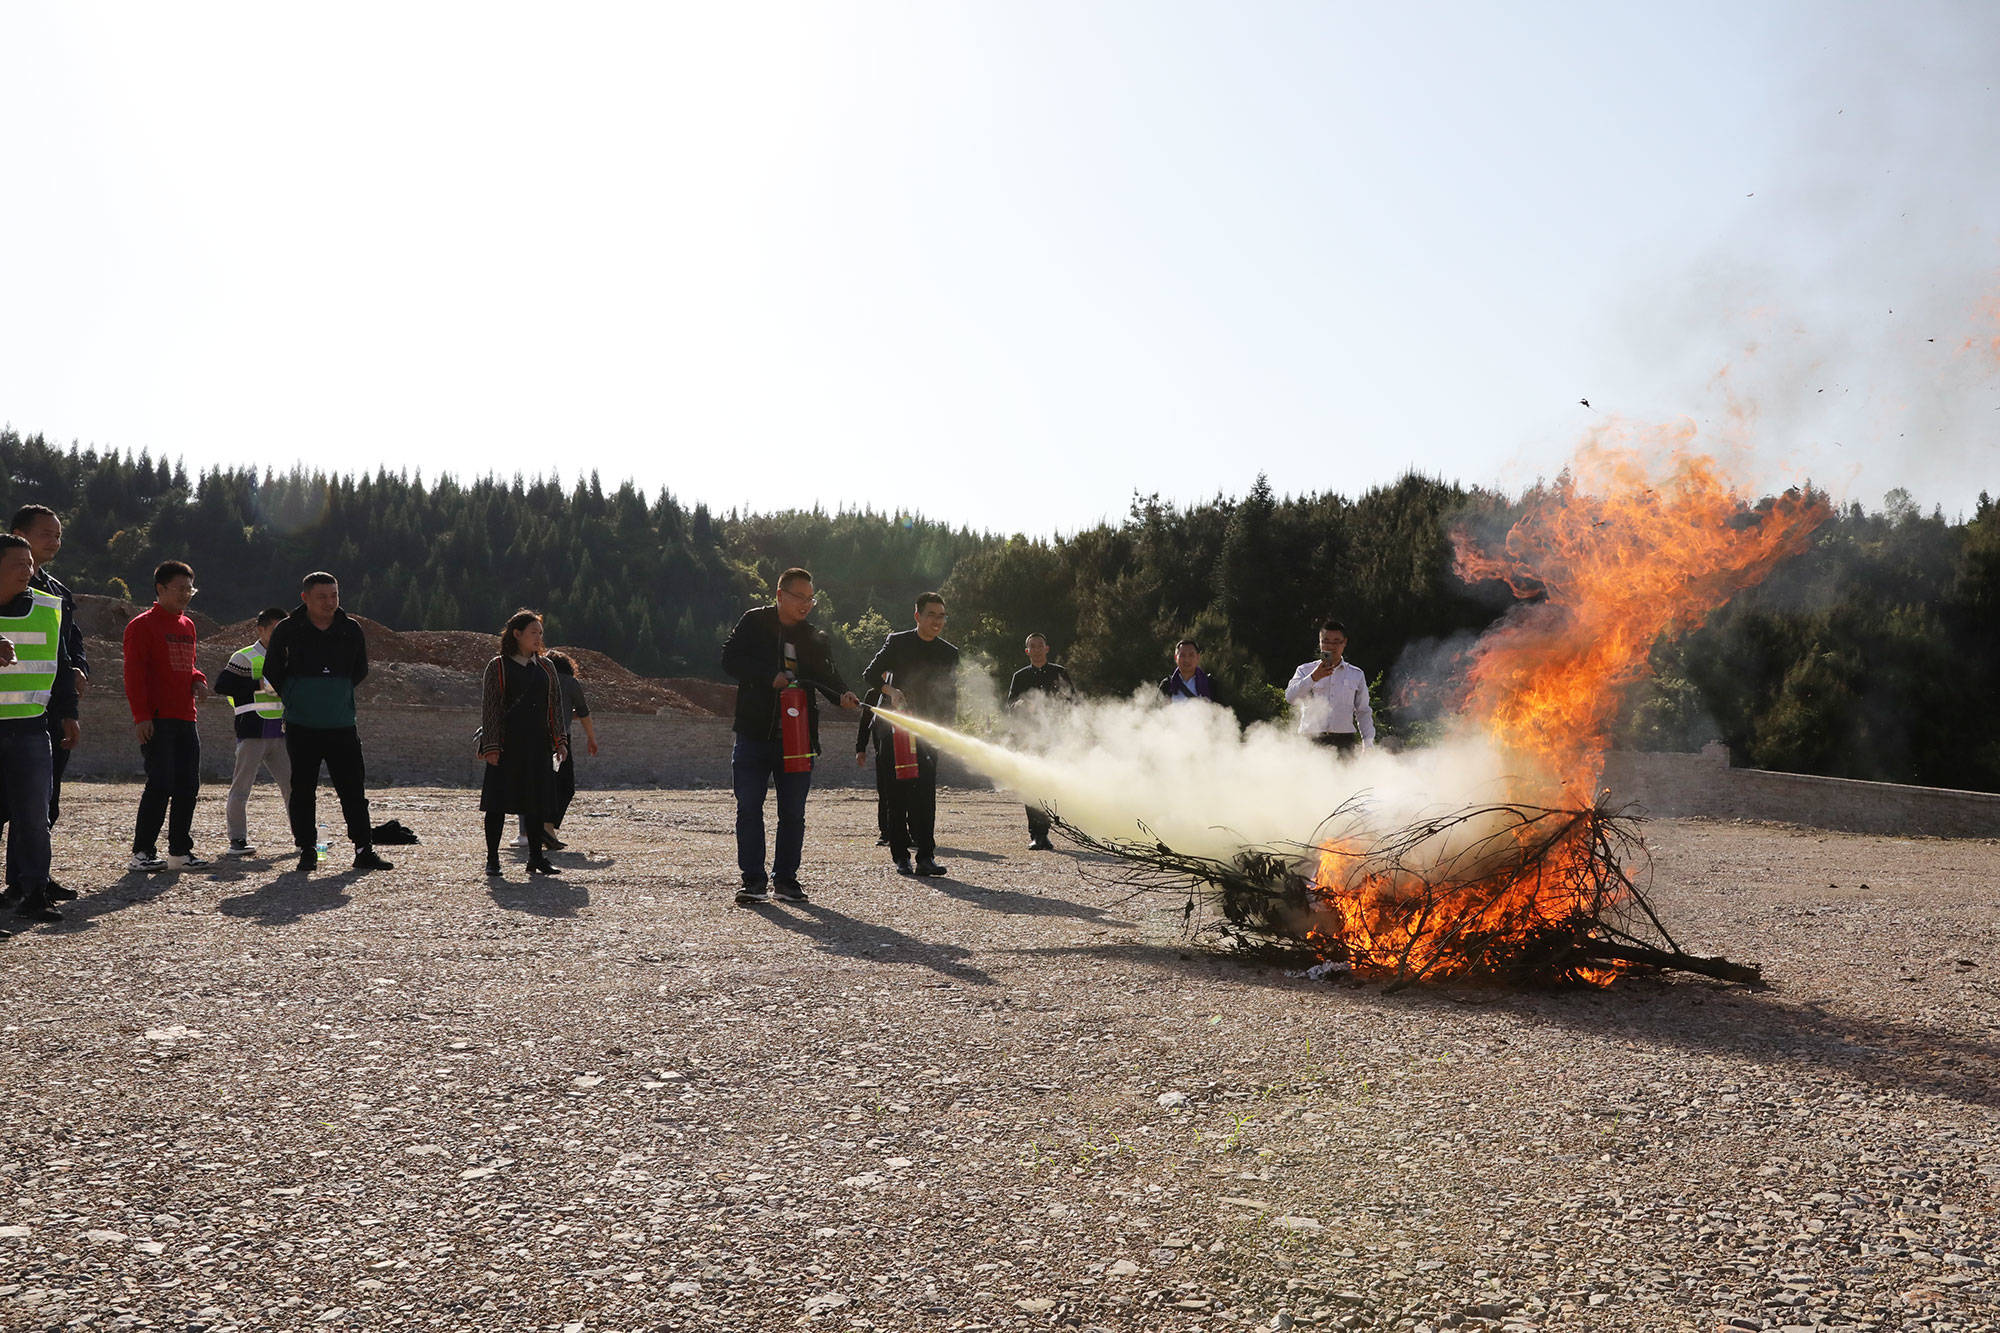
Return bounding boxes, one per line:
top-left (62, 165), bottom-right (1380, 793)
top-left (1061, 437), bottom-right (1828, 989)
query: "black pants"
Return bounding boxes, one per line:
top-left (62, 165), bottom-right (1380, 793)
top-left (133, 718), bottom-right (200, 857)
top-left (1025, 803), bottom-right (1051, 841)
top-left (48, 717), bottom-right (70, 826)
top-left (883, 742), bottom-right (939, 863)
top-left (286, 724), bottom-right (372, 850)
top-left (0, 719), bottom-right (53, 895)
top-left (872, 746), bottom-right (894, 841)
top-left (1313, 732), bottom-right (1361, 753)
top-left (1, 717), bottom-right (68, 886)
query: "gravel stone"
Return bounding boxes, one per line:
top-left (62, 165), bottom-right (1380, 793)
top-left (1, 784), bottom-right (1995, 1331)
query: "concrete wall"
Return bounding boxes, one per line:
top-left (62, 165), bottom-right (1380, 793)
top-left (69, 693), bottom-right (1991, 836)
top-left (63, 696), bottom-right (888, 791)
top-left (1601, 743), bottom-right (2000, 838)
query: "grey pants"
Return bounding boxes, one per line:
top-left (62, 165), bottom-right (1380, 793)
top-left (226, 736), bottom-right (294, 844)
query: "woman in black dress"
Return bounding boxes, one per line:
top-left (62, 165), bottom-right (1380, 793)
top-left (479, 610), bottom-right (568, 877)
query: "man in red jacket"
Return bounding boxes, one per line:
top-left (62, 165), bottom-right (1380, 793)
top-left (123, 561), bottom-right (207, 872)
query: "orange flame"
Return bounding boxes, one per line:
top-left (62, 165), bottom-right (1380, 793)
top-left (1454, 433), bottom-right (1828, 800)
top-left (1309, 431), bottom-right (1830, 984)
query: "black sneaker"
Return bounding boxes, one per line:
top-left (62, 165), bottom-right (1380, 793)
top-left (13, 898), bottom-right (62, 923)
top-left (353, 848), bottom-right (394, 872)
top-left (526, 858), bottom-right (559, 876)
top-left (773, 881), bottom-right (809, 902)
top-left (1029, 837), bottom-right (1056, 851)
top-left (735, 883), bottom-right (771, 906)
top-left (45, 879), bottom-right (79, 900)
top-left (915, 858), bottom-right (948, 877)
top-left (894, 859), bottom-right (915, 877)
top-left (874, 834), bottom-right (890, 846)
top-left (484, 859), bottom-right (502, 878)
top-left (294, 849), bottom-right (316, 874)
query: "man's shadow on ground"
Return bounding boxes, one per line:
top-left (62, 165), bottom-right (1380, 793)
top-left (216, 870), bottom-right (363, 925)
top-left (928, 875), bottom-right (1131, 927)
top-left (12, 865), bottom-right (209, 936)
top-left (489, 876), bottom-right (591, 918)
top-left (752, 899), bottom-right (997, 986)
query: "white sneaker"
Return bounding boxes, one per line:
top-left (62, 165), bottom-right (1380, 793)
top-left (128, 852), bottom-right (167, 873)
top-left (511, 834), bottom-right (530, 848)
top-left (222, 840), bottom-right (256, 858)
top-left (167, 852), bottom-right (210, 871)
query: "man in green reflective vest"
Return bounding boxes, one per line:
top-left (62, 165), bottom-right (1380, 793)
top-left (213, 607), bottom-right (293, 858)
top-left (0, 532), bottom-right (79, 924)
top-left (2, 504), bottom-right (85, 904)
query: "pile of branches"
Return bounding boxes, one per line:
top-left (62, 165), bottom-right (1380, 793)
top-left (1048, 799), bottom-right (1760, 990)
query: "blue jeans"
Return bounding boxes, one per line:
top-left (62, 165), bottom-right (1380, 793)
top-left (732, 735), bottom-right (812, 887)
top-left (0, 719), bottom-right (54, 894)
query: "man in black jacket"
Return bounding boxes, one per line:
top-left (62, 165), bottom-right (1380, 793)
top-left (1006, 632), bottom-right (1075, 851)
top-left (262, 572), bottom-right (392, 875)
top-left (720, 567), bottom-right (858, 905)
top-left (861, 592), bottom-right (958, 877)
top-left (1, 506), bottom-right (85, 906)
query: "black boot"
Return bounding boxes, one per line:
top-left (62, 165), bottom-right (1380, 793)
top-left (13, 891), bottom-right (62, 923)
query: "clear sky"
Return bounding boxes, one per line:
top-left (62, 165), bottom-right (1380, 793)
top-left (3, 1), bottom-right (1996, 533)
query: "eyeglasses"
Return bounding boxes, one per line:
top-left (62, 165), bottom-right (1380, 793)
top-left (781, 588), bottom-right (817, 606)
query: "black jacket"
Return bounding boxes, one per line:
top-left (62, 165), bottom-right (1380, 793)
top-left (1007, 662), bottom-right (1075, 705)
top-left (29, 567), bottom-right (86, 721)
top-left (855, 687), bottom-right (893, 754)
top-left (720, 605), bottom-right (850, 751)
top-left (862, 630), bottom-right (959, 723)
top-left (263, 605), bottom-right (369, 729)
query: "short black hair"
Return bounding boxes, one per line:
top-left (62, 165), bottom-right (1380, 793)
top-left (301, 571), bottom-right (338, 592)
top-left (1175, 637), bottom-right (1201, 651)
top-left (9, 504), bottom-right (56, 534)
top-left (915, 592), bottom-right (943, 614)
top-left (257, 606), bottom-right (288, 627)
top-left (1319, 620), bottom-right (1347, 636)
top-left (547, 649), bottom-right (579, 678)
top-left (778, 567), bottom-right (813, 593)
top-left (155, 560), bottom-right (193, 588)
top-left (0, 533), bottom-right (30, 554)
top-left (1024, 632), bottom-right (1047, 645)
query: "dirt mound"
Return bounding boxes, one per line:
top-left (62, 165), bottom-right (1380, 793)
top-left (662, 676), bottom-right (737, 715)
top-left (70, 595), bottom-right (714, 716)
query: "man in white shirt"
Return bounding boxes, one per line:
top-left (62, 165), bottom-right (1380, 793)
top-left (1283, 620), bottom-right (1375, 752)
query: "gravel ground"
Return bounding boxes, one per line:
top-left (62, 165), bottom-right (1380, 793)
top-left (2, 782), bottom-right (1996, 1333)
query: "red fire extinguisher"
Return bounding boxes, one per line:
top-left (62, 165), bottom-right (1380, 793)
top-left (885, 672), bottom-right (919, 780)
top-left (779, 681), bottom-right (814, 773)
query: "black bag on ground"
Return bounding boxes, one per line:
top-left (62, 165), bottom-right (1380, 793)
top-left (370, 819), bottom-right (420, 845)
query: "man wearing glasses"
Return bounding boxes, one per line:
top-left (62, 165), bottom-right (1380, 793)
top-left (862, 592), bottom-right (958, 878)
top-left (122, 560), bottom-right (207, 872)
top-left (720, 567), bottom-right (859, 905)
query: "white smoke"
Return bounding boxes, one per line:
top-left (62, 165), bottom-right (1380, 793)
top-left (898, 690), bottom-right (1527, 863)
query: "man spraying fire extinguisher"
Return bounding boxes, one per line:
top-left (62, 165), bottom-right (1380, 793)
top-left (861, 591), bottom-right (959, 878)
top-left (721, 567), bottom-right (858, 906)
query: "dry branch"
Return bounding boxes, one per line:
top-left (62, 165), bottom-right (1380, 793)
top-left (1047, 800), bottom-right (1761, 989)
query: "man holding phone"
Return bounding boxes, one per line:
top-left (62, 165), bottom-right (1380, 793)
top-left (1283, 619), bottom-right (1375, 752)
